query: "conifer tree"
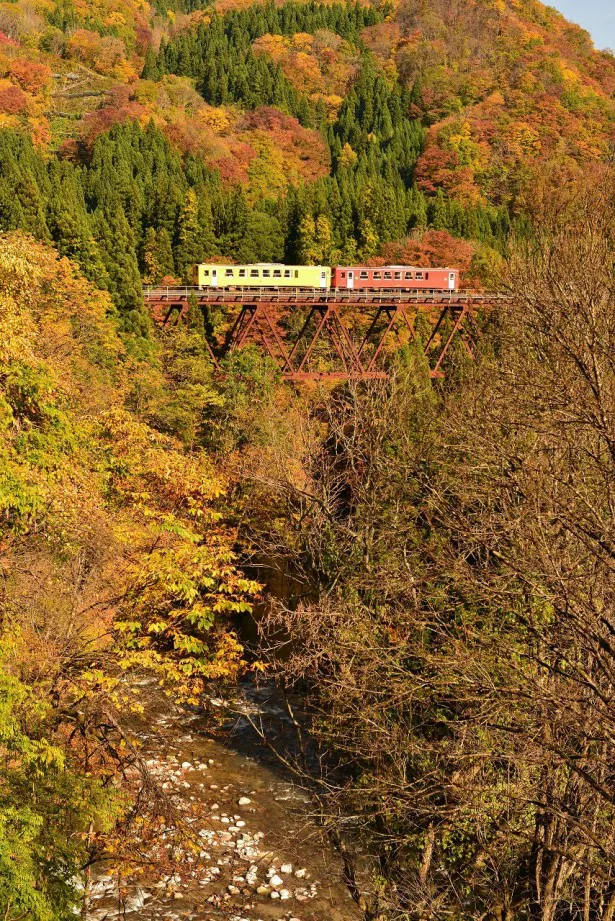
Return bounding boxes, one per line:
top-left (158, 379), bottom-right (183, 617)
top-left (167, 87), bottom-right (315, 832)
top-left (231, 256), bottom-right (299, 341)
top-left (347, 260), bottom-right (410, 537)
top-left (175, 189), bottom-right (205, 281)
top-left (94, 198), bottom-right (144, 326)
top-left (141, 47), bottom-right (161, 80)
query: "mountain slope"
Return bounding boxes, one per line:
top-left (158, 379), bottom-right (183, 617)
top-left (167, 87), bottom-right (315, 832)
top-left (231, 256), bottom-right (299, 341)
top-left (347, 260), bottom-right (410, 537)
top-left (0, 0), bottom-right (613, 315)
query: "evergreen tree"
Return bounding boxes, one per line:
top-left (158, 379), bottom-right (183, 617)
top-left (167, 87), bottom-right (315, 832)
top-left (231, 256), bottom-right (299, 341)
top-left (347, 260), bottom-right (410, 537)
top-left (141, 47), bottom-right (161, 80)
top-left (175, 189), bottom-right (204, 281)
top-left (94, 197), bottom-right (145, 330)
top-left (142, 226), bottom-right (175, 284)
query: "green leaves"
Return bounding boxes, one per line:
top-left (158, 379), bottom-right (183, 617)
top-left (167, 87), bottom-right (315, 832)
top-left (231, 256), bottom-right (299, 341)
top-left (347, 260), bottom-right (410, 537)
top-left (0, 657), bottom-right (111, 921)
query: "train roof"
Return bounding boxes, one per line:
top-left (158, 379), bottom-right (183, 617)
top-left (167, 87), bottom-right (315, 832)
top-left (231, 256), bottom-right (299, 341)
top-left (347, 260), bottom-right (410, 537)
top-left (196, 262), bottom-right (330, 268)
top-left (334, 264), bottom-right (459, 271)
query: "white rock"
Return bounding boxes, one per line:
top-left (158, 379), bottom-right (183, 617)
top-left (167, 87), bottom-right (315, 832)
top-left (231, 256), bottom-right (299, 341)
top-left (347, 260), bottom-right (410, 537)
top-left (269, 874), bottom-right (284, 888)
top-left (279, 889), bottom-right (291, 900)
top-left (270, 891), bottom-right (280, 899)
top-left (280, 863), bottom-right (293, 874)
top-left (294, 868), bottom-right (307, 878)
top-left (182, 762), bottom-right (192, 770)
top-left (238, 797), bottom-right (252, 806)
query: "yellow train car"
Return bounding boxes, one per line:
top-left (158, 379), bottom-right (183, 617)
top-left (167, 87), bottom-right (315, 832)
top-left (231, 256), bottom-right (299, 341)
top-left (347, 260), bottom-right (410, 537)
top-left (193, 263), bottom-right (331, 289)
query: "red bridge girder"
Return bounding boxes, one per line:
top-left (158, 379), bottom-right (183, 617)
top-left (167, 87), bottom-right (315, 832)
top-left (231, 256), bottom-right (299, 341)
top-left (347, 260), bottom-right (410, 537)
top-left (143, 287), bottom-right (504, 381)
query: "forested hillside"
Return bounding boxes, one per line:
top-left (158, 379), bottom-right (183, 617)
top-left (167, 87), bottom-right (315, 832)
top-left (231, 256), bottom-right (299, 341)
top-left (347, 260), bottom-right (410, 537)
top-left (0, 0), bottom-right (612, 325)
top-left (0, 1), bottom-right (614, 919)
top-left (0, 233), bottom-right (260, 917)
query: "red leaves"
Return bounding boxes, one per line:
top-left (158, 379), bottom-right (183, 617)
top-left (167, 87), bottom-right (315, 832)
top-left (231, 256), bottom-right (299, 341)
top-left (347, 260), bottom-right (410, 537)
top-left (0, 31), bottom-right (19, 47)
top-left (9, 60), bottom-right (52, 94)
top-left (82, 86), bottom-right (146, 145)
top-left (415, 143), bottom-right (461, 196)
top-left (380, 230), bottom-right (476, 276)
top-left (0, 85), bottom-right (28, 115)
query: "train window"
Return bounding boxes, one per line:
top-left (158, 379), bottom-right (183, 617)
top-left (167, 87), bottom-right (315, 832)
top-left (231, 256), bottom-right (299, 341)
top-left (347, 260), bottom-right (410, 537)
top-left (416, 271), bottom-right (424, 279)
top-left (262, 269), bottom-right (271, 277)
top-left (404, 271), bottom-right (412, 279)
top-left (384, 272), bottom-right (392, 280)
top-left (250, 269), bottom-right (259, 277)
top-left (360, 271), bottom-right (368, 280)
top-left (394, 271), bottom-right (402, 280)
top-left (425, 272), bottom-right (430, 280)
top-left (273, 269), bottom-right (281, 277)
top-left (294, 270), bottom-right (299, 278)
top-left (203, 269), bottom-right (210, 276)
top-left (284, 269), bottom-right (291, 278)
top-left (238, 269), bottom-right (246, 277)
top-left (341, 272), bottom-right (346, 278)
top-left (373, 271), bottom-right (382, 279)
top-left (225, 268), bottom-right (234, 276)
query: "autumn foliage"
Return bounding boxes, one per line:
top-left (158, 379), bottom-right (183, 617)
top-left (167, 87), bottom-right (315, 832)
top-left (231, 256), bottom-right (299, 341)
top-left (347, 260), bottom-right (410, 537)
top-left (0, 233), bottom-right (258, 917)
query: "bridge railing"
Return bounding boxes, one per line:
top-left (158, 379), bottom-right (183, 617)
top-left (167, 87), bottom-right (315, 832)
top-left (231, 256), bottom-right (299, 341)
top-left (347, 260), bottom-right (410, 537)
top-left (142, 285), bottom-right (502, 302)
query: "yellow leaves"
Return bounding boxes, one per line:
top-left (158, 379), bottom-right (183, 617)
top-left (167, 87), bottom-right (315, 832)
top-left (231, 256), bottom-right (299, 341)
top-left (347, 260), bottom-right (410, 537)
top-left (198, 104), bottom-right (233, 134)
top-left (339, 142), bottom-right (358, 167)
top-left (561, 66), bottom-right (580, 86)
top-left (253, 32), bottom-right (289, 61)
top-left (508, 121), bottom-right (542, 157)
top-left (104, 11), bottom-right (127, 27)
top-left (291, 32), bottom-right (314, 52)
top-left (486, 91), bottom-right (506, 106)
top-left (113, 59), bottom-right (139, 84)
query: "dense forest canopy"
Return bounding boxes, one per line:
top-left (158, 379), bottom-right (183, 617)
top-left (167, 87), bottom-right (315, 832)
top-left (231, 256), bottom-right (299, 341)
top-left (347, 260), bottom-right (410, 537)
top-left (0, 0), bottom-right (612, 323)
top-left (0, 0), bottom-right (613, 919)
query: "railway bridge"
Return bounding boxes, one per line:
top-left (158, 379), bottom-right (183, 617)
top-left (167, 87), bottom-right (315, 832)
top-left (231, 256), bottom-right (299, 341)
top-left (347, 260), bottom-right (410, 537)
top-left (143, 286), bottom-right (506, 381)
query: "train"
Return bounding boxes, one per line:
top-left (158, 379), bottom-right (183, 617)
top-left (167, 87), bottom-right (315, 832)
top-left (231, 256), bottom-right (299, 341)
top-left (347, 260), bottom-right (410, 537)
top-left (193, 263), bottom-right (460, 292)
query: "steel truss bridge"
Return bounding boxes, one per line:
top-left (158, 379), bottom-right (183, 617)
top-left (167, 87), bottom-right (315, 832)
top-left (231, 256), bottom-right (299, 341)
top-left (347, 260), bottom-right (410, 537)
top-left (143, 287), bottom-right (506, 381)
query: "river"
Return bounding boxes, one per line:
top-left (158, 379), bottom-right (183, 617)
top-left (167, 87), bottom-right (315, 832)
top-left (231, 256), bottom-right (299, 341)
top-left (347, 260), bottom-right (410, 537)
top-left (86, 680), bottom-right (361, 921)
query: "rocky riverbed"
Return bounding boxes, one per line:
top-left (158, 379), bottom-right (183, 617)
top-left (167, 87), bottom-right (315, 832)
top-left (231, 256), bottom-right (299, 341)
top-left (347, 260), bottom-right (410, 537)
top-left (86, 687), bottom-right (360, 921)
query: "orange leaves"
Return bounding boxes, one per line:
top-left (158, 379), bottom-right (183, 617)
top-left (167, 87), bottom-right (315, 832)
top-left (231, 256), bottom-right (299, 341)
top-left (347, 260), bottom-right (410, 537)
top-left (238, 107), bottom-right (330, 197)
top-left (392, 0), bottom-right (615, 206)
top-left (253, 29), bottom-right (358, 103)
top-left (380, 230), bottom-right (477, 280)
top-left (66, 29), bottom-right (127, 76)
top-left (252, 32), bottom-right (288, 61)
top-left (9, 59), bottom-right (52, 94)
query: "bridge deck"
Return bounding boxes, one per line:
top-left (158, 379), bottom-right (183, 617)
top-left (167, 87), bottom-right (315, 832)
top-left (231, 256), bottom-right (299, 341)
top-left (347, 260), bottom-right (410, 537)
top-left (143, 286), bottom-right (504, 307)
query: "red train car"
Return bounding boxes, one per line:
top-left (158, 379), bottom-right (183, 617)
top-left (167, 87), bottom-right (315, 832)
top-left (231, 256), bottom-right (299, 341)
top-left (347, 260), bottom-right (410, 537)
top-left (332, 266), bottom-right (459, 292)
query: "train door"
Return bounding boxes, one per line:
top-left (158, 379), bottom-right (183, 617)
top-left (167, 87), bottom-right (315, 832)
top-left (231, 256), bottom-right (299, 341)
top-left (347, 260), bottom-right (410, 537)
top-left (320, 270), bottom-right (328, 288)
top-left (346, 270), bottom-right (354, 289)
top-left (449, 272), bottom-right (456, 290)
top-left (211, 268), bottom-right (218, 288)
